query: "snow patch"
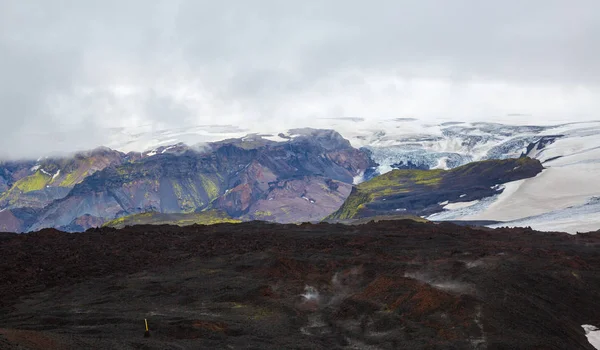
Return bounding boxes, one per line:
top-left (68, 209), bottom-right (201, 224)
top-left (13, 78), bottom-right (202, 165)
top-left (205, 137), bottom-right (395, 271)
top-left (52, 169), bottom-right (60, 180)
top-left (262, 134), bottom-right (291, 142)
top-left (40, 169), bottom-right (51, 176)
top-left (582, 325), bottom-right (600, 350)
top-left (443, 200), bottom-right (479, 210)
top-left (490, 184), bottom-right (504, 191)
top-left (432, 156), bottom-right (450, 170)
top-left (427, 195), bottom-right (499, 221)
top-left (465, 164), bottom-right (600, 224)
top-left (30, 165), bottom-right (41, 172)
top-left (352, 171), bottom-right (365, 185)
top-left (488, 197), bottom-right (600, 234)
top-left (161, 145), bottom-right (176, 154)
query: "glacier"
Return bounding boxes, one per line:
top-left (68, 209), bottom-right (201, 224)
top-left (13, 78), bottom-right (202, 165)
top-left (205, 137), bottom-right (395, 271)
top-left (97, 118), bottom-right (600, 233)
top-left (583, 325), bottom-right (600, 350)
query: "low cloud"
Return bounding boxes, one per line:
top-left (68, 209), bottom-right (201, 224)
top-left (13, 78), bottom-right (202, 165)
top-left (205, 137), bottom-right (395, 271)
top-left (1, 0), bottom-right (599, 159)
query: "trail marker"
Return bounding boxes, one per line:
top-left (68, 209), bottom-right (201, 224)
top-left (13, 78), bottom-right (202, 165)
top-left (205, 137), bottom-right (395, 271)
top-left (144, 318), bottom-right (150, 338)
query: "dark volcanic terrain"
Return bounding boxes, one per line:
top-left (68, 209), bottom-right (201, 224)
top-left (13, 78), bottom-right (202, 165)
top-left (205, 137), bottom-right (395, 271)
top-left (0, 222), bottom-right (599, 349)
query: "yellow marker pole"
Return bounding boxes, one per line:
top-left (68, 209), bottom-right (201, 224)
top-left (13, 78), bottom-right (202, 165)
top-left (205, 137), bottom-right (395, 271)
top-left (144, 318), bottom-right (150, 338)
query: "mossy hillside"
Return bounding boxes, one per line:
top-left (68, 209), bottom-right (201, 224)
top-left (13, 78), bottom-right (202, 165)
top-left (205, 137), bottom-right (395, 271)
top-left (46, 155), bottom-right (117, 188)
top-left (170, 179), bottom-right (196, 212)
top-left (357, 169), bottom-right (443, 195)
top-left (0, 171), bottom-right (52, 205)
top-left (169, 175), bottom-right (222, 213)
top-left (13, 171), bottom-right (51, 192)
top-left (103, 210), bottom-right (241, 229)
top-left (0, 155), bottom-right (118, 208)
top-left (329, 189), bottom-right (372, 220)
top-left (0, 162), bottom-right (103, 207)
top-left (330, 169), bottom-right (444, 220)
top-left (56, 159), bottom-right (97, 187)
top-left (198, 174), bottom-right (220, 201)
top-left (329, 157), bottom-right (542, 220)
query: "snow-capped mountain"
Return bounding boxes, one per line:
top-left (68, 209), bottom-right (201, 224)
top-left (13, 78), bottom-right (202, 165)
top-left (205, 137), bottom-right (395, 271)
top-left (105, 119), bottom-right (600, 233)
top-left (351, 119), bottom-right (600, 234)
top-left (2, 118), bottom-right (600, 233)
top-left (104, 119), bottom-right (579, 177)
top-left (343, 120), bottom-right (564, 175)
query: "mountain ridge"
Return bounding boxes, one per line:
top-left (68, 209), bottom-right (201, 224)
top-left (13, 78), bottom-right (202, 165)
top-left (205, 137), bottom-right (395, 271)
top-left (327, 157), bottom-right (543, 221)
top-left (2, 121), bottom-right (600, 233)
top-left (3, 129), bottom-right (374, 232)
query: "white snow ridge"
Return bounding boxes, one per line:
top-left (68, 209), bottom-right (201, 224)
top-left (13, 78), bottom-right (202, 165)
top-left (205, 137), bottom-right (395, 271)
top-left (582, 325), bottom-right (600, 350)
top-left (414, 120), bottom-right (600, 233)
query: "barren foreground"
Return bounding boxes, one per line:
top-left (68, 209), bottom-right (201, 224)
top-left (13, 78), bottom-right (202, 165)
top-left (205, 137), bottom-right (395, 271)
top-left (0, 221), bottom-right (599, 349)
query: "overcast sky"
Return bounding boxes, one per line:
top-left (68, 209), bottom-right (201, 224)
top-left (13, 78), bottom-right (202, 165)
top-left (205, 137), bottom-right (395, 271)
top-left (1, 0), bottom-right (600, 159)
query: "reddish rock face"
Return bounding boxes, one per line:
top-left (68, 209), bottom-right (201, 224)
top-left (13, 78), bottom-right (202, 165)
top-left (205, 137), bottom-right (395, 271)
top-left (215, 183), bottom-right (254, 215)
top-left (242, 176), bottom-right (352, 223)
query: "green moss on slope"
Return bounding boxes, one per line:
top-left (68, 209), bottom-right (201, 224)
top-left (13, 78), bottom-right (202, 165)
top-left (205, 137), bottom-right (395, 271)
top-left (411, 169), bottom-right (444, 186)
top-left (0, 171), bottom-right (52, 202)
top-left (330, 168), bottom-right (444, 220)
top-left (103, 209), bottom-right (241, 229)
top-left (0, 171), bottom-right (53, 205)
top-left (357, 169), bottom-right (443, 195)
top-left (198, 174), bottom-right (220, 201)
top-left (329, 189), bottom-right (372, 220)
top-left (328, 157), bottom-right (542, 220)
top-left (14, 171), bottom-right (51, 192)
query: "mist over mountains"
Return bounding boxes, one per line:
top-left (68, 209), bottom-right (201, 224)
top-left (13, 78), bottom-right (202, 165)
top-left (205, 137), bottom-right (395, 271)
top-left (2, 119), bottom-right (600, 234)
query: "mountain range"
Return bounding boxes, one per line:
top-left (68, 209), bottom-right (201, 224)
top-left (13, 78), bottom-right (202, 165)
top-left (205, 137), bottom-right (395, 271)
top-left (1, 120), bottom-right (599, 233)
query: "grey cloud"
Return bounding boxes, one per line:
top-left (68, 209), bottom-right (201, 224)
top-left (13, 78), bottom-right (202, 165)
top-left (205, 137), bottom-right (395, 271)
top-left (144, 89), bottom-right (194, 125)
top-left (1, 0), bottom-right (600, 159)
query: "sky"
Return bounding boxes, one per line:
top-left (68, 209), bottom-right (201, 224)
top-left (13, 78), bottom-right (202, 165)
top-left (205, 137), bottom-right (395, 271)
top-left (1, 0), bottom-right (600, 159)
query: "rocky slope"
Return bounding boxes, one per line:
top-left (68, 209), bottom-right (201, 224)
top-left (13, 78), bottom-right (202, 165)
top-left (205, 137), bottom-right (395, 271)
top-left (2, 129), bottom-right (373, 232)
top-left (0, 148), bottom-right (128, 232)
top-left (328, 157), bottom-right (543, 221)
top-left (0, 221), bottom-right (598, 349)
top-left (3, 121), bottom-right (600, 233)
top-left (0, 147), bottom-right (126, 209)
top-left (88, 120), bottom-right (600, 232)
